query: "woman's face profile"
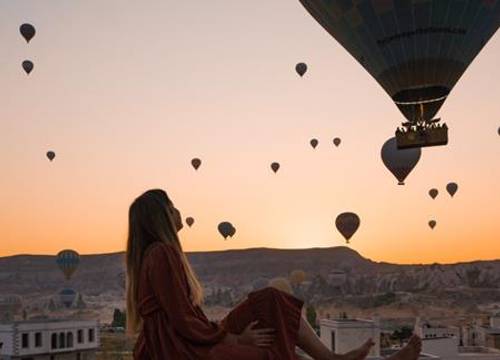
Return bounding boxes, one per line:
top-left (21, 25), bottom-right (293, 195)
top-left (167, 202), bottom-right (183, 232)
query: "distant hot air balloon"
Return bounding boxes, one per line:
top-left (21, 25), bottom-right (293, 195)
top-left (333, 138), bottom-right (341, 147)
top-left (56, 250), bottom-right (80, 280)
top-left (22, 60), bottom-right (33, 75)
top-left (299, 0), bottom-right (500, 148)
top-left (186, 217), bottom-right (195, 227)
top-left (446, 182), bottom-right (458, 197)
top-left (191, 158), bottom-right (201, 170)
top-left (20, 23), bottom-right (35, 43)
top-left (58, 288), bottom-right (76, 308)
top-left (498, 127), bottom-right (500, 136)
top-left (295, 62), bottom-right (308, 77)
top-left (310, 138), bottom-right (319, 149)
top-left (218, 222), bottom-right (235, 239)
top-left (270, 162), bottom-right (280, 173)
top-left (46, 151), bottom-right (56, 161)
top-left (268, 277), bottom-right (293, 294)
top-left (381, 137), bottom-right (421, 185)
top-left (335, 212), bottom-right (360, 244)
top-left (428, 220), bottom-right (437, 230)
top-left (429, 189), bottom-right (439, 200)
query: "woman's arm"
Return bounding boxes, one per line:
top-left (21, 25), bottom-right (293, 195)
top-left (147, 244), bottom-right (227, 345)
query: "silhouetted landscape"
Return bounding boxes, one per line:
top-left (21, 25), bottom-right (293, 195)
top-left (2, 247), bottom-right (499, 324)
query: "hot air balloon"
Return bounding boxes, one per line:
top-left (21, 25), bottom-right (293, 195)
top-left (446, 182), bottom-right (458, 197)
top-left (186, 217), bottom-right (195, 227)
top-left (268, 277), bottom-right (293, 294)
top-left (429, 189), bottom-right (439, 199)
top-left (46, 151), bottom-right (56, 161)
top-left (20, 23), bottom-right (36, 43)
top-left (191, 158), bottom-right (201, 170)
top-left (22, 60), bottom-right (33, 75)
top-left (56, 250), bottom-right (80, 280)
top-left (381, 137), bottom-right (421, 185)
top-left (296, 62), bottom-right (308, 77)
top-left (58, 288), bottom-right (76, 308)
top-left (333, 137), bottom-right (341, 147)
top-left (270, 162), bottom-right (280, 173)
top-left (428, 220), bottom-right (437, 230)
top-left (310, 138), bottom-right (319, 149)
top-left (335, 212), bottom-right (360, 243)
top-left (218, 222), bottom-right (235, 239)
top-left (299, 0), bottom-right (500, 148)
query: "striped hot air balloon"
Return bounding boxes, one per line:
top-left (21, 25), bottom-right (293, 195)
top-left (56, 250), bottom-right (80, 280)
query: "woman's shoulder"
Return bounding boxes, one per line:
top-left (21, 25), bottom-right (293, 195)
top-left (144, 241), bottom-right (178, 262)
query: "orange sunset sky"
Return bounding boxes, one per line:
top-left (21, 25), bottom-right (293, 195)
top-left (0, 0), bottom-right (499, 264)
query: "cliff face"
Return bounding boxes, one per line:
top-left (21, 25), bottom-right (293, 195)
top-left (1, 247), bottom-right (499, 312)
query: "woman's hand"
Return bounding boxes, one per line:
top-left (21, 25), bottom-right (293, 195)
top-left (238, 321), bottom-right (275, 347)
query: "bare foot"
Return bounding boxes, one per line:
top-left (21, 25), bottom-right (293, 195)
top-left (332, 338), bottom-right (375, 360)
top-left (386, 335), bottom-right (422, 360)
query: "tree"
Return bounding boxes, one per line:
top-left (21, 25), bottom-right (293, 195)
top-left (306, 305), bottom-right (317, 329)
top-left (76, 294), bottom-right (86, 309)
top-left (112, 308), bottom-right (126, 328)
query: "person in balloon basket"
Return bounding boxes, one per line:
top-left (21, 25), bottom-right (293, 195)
top-left (127, 189), bottom-right (422, 360)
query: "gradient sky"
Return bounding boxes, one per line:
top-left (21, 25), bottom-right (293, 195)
top-left (0, 0), bottom-right (499, 264)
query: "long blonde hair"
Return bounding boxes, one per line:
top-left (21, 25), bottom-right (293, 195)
top-left (126, 189), bottom-right (204, 335)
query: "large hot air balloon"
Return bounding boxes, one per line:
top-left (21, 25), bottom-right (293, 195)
top-left (191, 158), bottom-right (201, 170)
top-left (46, 151), bottom-right (56, 161)
top-left (333, 137), bottom-right (341, 147)
top-left (310, 138), bottom-right (319, 149)
top-left (296, 62), bottom-right (308, 77)
top-left (218, 222), bottom-right (236, 239)
top-left (20, 23), bottom-right (36, 43)
top-left (335, 212), bottom-right (360, 243)
top-left (186, 217), bottom-right (195, 227)
top-left (58, 288), bottom-right (76, 308)
top-left (446, 182), bottom-right (458, 197)
top-left (299, 0), bottom-right (500, 148)
top-left (429, 188), bottom-right (439, 199)
top-left (270, 162), bottom-right (280, 173)
top-left (56, 250), bottom-right (80, 280)
top-left (381, 137), bottom-right (421, 185)
top-left (22, 60), bottom-right (34, 75)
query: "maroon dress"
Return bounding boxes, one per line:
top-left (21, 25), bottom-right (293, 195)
top-left (133, 242), bottom-right (304, 360)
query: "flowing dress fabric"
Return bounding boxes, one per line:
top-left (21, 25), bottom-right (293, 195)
top-left (133, 242), bottom-right (304, 360)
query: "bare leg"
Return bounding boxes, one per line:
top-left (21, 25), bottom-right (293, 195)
top-left (296, 315), bottom-right (374, 360)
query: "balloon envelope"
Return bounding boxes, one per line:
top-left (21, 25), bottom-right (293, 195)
top-left (20, 23), bottom-right (36, 43)
top-left (186, 217), bottom-right (195, 227)
top-left (59, 288), bottom-right (76, 308)
top-left (218, 222), bottom-right (235, 239)
top-left (271, 162), bottom-right (280, 173)
top-left (333, 138), bottom-right (341, 147)
top-left (310, 138), bottom-right (319, 149)
top-left (296, 62), bottom-right (308, 77)
top-left (22, 60), bottom-right (33, 74)
top-left (299, 0), bottom-right (499, 124)
top-left (191, 158), bottom-right (201, 170)
top-left (429, 189), bottom-right (439, 199)
top-left (56, 250), bottom-right (80, 280)
top-left (46, 151), bottom-right (56, 161)
top-left (429, 220), bottom-right (437, 229)
top-left (446, 182), bottom-right (458, 197)
top-left (335, 212), bottom-right (360, 243)
top-left (381, 137), bottom-right (421, 185)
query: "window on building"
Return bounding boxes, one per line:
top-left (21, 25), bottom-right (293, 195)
top-left (50, 356), bottom-right (55, 360)
top-left (76, 353), bottom-right (81, 360)
top-left (77, 329), bottom-right (84, 344)
top-left (59, 332), bottom-right (66, 348)
top-left (331, 330), bottom-right (336, 352)
top-left (35, 332), bottom-right (42, 347)
top-left (51, 333), bottom-right (58, 349)
top-left (66, 332), bottom-right (74, 348)
top-left (22, 333), bottom-right (29, 348)
top-left (88, 328), bottom-right (95, 343)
